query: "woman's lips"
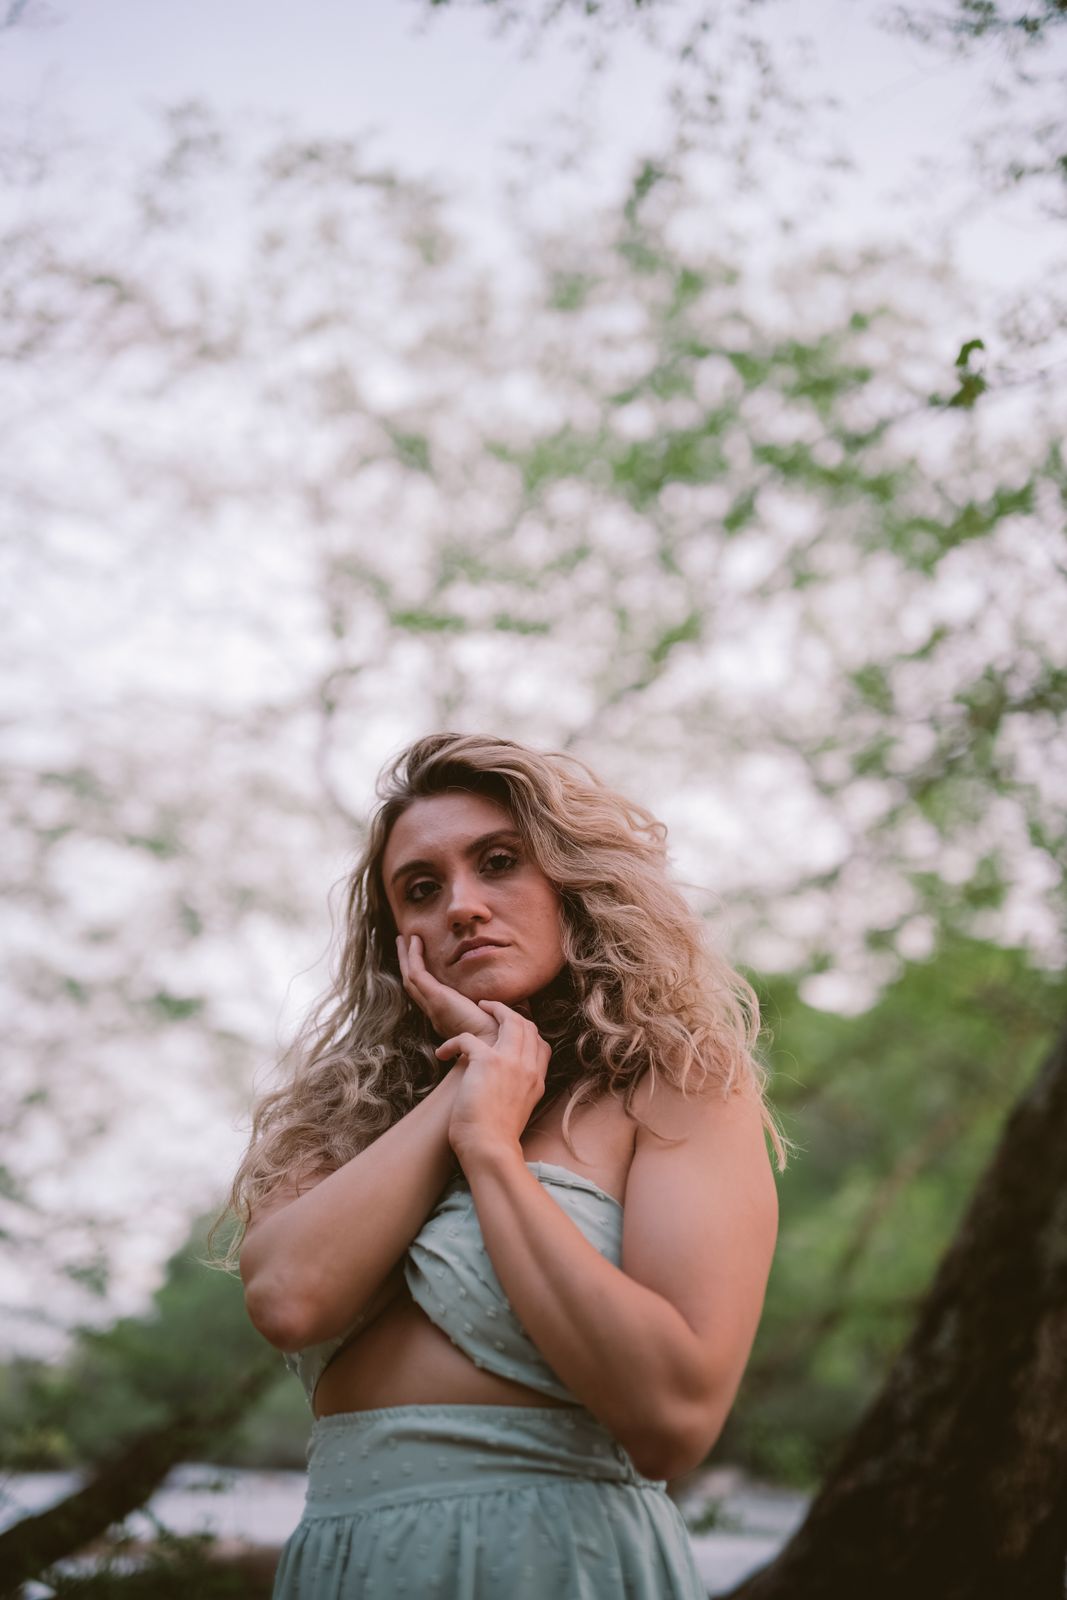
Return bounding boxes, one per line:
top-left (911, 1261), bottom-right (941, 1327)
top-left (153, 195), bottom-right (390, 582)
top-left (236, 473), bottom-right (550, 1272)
top-left (456, 944), bottom-right (507, 962)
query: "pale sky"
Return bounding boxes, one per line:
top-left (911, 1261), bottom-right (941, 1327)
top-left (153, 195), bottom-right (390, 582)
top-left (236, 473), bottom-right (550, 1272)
top-left (2, 0), bottom-right (1061, 302)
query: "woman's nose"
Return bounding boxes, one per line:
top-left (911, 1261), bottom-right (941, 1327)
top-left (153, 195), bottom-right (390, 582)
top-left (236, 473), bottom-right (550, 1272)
top-left (446, 874), bottom-right (491, 925)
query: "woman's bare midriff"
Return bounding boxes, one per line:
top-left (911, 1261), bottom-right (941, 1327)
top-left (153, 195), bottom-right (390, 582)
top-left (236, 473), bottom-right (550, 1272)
top-left (312, 1091), bottom-right (636, 1420)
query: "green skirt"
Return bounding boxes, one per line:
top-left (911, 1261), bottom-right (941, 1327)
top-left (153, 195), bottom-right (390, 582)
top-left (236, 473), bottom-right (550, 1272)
top-left (272, 1403), bottom-right (706, 1598)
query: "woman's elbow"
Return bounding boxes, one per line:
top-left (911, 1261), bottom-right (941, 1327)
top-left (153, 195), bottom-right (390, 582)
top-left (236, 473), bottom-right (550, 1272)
top-left (242, 1270), bottom-right (312, 1353)
top-left (628, 1395), bottom-right (728, 1483)
top-left (670, 1389), bottom-right (734, 1480)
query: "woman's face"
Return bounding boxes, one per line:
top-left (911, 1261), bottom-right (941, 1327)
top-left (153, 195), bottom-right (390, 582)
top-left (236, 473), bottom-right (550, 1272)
top-left (382, 790), bottom-right (567, 1007)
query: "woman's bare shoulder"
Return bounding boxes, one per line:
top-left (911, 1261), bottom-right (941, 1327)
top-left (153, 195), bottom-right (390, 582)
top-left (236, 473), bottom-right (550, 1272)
top-left (626, 1065), bottom-right (757, 1146)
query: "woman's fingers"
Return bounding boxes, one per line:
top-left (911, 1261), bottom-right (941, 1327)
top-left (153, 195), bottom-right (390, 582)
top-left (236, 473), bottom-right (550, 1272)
top-left (403, 932), bottom-right (428, 987)
top-left (435, 1030), bottom-right (483, 1061)
top-left (397, 933), bottom-right (438, 1010)
top-left (406, 933), bottom-right (449, 999)
top-left (396, 933), bottom-right (418, 990)
top-left (479, 999), bottom-right (529, 1051)
top-left (477, 998), bottom-right (521, 1028)
top-left (406, 932), bottom-right (425, 973)
top-left (478, 1000), bottom-right (534, 1040)
top-left (476, 1001), bottom-right (549, 1081)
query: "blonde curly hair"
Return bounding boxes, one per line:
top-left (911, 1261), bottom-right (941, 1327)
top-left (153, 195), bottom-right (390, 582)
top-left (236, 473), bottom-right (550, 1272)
top-left (209, 732), bottom-right (788, 1269)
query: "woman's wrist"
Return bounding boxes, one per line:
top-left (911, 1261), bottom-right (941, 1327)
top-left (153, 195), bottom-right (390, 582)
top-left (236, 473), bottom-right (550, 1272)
top-left (451, 1133), bottom-right (525, 1176)
top-left (436, 1060), bottom-right (468, 1096)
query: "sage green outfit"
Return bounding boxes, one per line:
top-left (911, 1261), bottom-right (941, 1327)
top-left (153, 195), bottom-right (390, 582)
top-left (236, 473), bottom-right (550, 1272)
top-left (273, 1161), bottom-right (706, 1598)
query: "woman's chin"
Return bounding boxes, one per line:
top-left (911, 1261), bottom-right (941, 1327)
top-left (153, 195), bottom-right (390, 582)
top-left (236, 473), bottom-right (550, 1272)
top-left (455, 970), bottom-right (531, 1007)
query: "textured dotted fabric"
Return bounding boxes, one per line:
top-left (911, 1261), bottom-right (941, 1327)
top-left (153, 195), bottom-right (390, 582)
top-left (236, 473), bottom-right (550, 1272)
top-left (271, 1403), bottom-right (707, 1599)
top-left (283, 1162), bottom-right (625, 1412)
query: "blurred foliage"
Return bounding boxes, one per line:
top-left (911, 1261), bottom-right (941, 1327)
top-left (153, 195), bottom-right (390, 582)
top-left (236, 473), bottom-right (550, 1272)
top-left (31, 1523), bottom-right (271, 1600)
top-left (211, 1372), bottom-right (311, 1472)
top-left (894, 0), bottom-right (1067, 47)
top-left (0, 1220), bottom-right (269, 1473)
top-left (719, 933), bottom-right (1066, 1485)
top-left (417, 0), bottom-right (665, 45)
top-left (892, 0), bottom-right (1067, 221)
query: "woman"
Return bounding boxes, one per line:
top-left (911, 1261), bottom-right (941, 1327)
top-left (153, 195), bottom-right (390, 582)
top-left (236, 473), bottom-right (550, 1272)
top-left (219, 731), bottom-right (785, 1598)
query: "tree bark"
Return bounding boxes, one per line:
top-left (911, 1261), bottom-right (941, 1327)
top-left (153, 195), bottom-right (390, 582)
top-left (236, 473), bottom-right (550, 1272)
top-left (0, 1351), bottom-right (279, 1596)
top-left (723, 1019), bottom-right (1067, 1600)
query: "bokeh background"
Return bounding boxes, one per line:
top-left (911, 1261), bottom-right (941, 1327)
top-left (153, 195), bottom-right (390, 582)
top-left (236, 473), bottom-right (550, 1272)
top-left (1, 1), bottom-right (1065, 1594)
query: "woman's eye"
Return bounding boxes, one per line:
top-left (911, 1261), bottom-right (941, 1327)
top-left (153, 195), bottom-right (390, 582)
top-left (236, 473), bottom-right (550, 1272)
top-left (404, 853), bottom-right (516, 903)
top-left (485, 852), bottom-right (517, 873)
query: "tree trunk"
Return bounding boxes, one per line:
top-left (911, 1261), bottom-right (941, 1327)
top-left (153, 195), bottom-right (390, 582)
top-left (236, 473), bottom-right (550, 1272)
top-left (0, 1351), bottom-right (279, 1596)
top-left (723, 1019), bottom-right (1067, 1600)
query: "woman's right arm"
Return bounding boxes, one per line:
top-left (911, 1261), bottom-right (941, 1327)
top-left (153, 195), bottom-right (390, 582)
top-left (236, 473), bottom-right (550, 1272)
top-left (240, 1062), bottom-right (465, 1352)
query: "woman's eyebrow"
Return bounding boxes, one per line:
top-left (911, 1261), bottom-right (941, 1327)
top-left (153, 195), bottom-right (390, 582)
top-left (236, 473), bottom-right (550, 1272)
top-left (389, 830), bottom-right (523, 888)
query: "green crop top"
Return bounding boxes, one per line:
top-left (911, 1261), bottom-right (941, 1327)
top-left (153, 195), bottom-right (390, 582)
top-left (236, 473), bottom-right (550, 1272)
top-left (282, 1161), bottom-right (625, 1412)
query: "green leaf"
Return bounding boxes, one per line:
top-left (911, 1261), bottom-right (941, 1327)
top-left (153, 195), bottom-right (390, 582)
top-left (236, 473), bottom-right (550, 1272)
top-left (946, 372), bottom-right (988, 409)
top-left (667, 265), bottom-right (706, 317)
top-left (125, 832), bottom-right (181, 858)
top-left (491, 613), bottom-right (551, 635)
top-left (389, 609), bottom-right (467, 633)
top-left (548, 271), bottom-right (597, 312)
top-left (955, 338), bottom-right (986, 368)
top-left (387, 429), bottom-right (432, 473)
top-left (723, 487), bottom-right (758, 534)
top-left (149, 992), bottom-right (205, 1021)
top-left (850, 664), bottom-right (895, 716)
top-left (649, 609), bottom-right (702, 665)
top-left (64, 1256), bottom-right (111, 1297)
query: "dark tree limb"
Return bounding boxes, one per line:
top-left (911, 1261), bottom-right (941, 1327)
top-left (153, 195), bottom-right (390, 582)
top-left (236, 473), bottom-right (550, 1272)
top-left (722, 1019), bottom-right (1067, 1600)
top-left (0, 1351), bottom-right (280, 1596)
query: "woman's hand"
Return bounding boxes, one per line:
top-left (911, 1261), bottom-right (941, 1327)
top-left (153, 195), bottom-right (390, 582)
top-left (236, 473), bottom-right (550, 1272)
top-left (437, 999), bottom-right (552, 1166)
top-left (396, 933), bottom-right (501, 1045)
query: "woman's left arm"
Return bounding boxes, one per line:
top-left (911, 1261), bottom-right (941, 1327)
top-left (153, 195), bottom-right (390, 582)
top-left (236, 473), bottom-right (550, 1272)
top-left (460, 1065), bottom-right (779, 1483)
